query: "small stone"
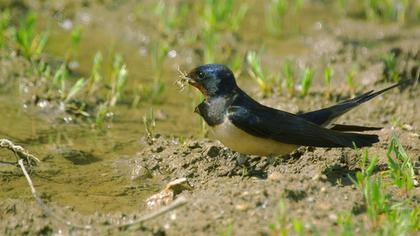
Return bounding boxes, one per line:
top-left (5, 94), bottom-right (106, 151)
top-left (409, 132), bottom-right (419, 138)
top-left (402, 124), bottom-right (414, 131)
top-left (235, 204), bottom-right (249, 211)
top-left (268, 172), bottom-right (282, 181)
top-left (317, 202), bottom-right (331, 211)
top-left (312, 174), bottom-right (327, 181)
top-left (328, 213), bottom-right (338, 221)
top-left (320, 187), bottom-right (327, 193)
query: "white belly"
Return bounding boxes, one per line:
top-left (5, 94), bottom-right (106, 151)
top-left (210, 119), bottom-right (297, 156)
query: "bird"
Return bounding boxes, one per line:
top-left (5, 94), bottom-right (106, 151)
top-left (184, 64), bottom-right (403, 156)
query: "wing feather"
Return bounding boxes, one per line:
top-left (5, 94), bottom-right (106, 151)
top-left (228, 106), bottom-right (378, 148)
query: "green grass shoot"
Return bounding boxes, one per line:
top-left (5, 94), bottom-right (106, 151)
top-left (382, 52), bottom-right (400, 82)
top-left (348, 142), bottom-right (419, 234)
top-left (266, 0), bottom-right (288, 36)
top-left (346, 66), bottom-right (357, 95)
top-left (0, 10), bottom-right (11, 49)
top-left (14, 12), bottom-right (48, 60)
top-left (154, 0), bottom-right (189, 33)
top-left (282, 59), bottom-right (295, 97)
top-left (87, 51), bottom-right (103, 95)
top-left (300, 66), bottom-right (314, 97)
top-left (358, 0), bottom-right (415, 23)
top-left (95, 102), bottom-right (109, 130)
top-left (246, 51), bottom-right (272, 96)
top-left (109, 54), bottom-right (128, 106)
top-left (202, 0), bottom-right (248, 32)
top-left (151, 41), bottom-right (169, 80)
top-left (323, 65), bottom-right (333, 98)
top-left (143, 109), bottom-right (156, 144)
top-left (203, 29), bottom-right (218, 63)
top-left (65, 78), bottom-right (86, 103)
top-left (386, 135), bottom-right (415, 197)
top-left (67, 26), bottom-right (82, 61)
top-left (50, 63), bottom-right (69, 99)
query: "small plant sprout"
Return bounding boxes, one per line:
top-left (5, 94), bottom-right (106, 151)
top-left (50, 63), bottom-right (69, 99)
top-left (228, 50), bottom-right (244, 79)
top-left (87, 51), bottom-right (103, 95)
top-left (0, 10), bottom-right (11, 49)
top-left (149, 80), bottom-right (166, 104)
top-left (386, 135), bottom-right (415, 197)
top-left (95, 102), bottom-right (109, 130)
top-left (346, 65), bottom-right (357, 95)
top-left (67, 26), bottom-right (82, 62)
top-left (143, 42), bottom-right (167, 104)
top-left (283, 60), bottom-right (296, 96)
top-left (266, 0), bottom-right (288, 36)
top-left (143, 109), bottom-right (156, 144)
top-left (268, 200), bottom-right (308, 235)
top-left (360, 0), bottom-right (414, 23)
top-left (203, 28), bottom-right (218, 64)
top-left (336, 0), bottom-right (348, 16)
top-left (109, 54), bottom-right (128, 106)
top-left (336, 213), bottom-right (354, 235)
top-left (382, 52), bottom-right (400, 82)
top-left (282, 59), bottom-right (296, 97)
top-left (14, 12), bottom-right (48, 60)
top-left (323, 65), bottom-right (333, 98)
top-left (349, 137), bottom-right (420, 234)
top-left (300, 66), bottom-right (314, 97)
top-left (64, 78), bottom-right (86, 103)
top-left (219, 224), bottom-right (234, 236)
top-left (350, 150), bottom-right (388, 225)
top-left (202, 0), bottom-right (248, 33)
top-left (269, 200), bottom-right (288, 235)
top-left (151, 41), bottom-right (169, 81)
top-left (154, 0), bottom-right (189, 34)
top-left (246, 51), bottom-right (272, 96)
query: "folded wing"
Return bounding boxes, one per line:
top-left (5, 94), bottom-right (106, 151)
top-left (228, 105), bottom-right (379, 148)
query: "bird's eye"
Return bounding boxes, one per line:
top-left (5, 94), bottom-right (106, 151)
top-left (198, 71), bottom-right (205, 79)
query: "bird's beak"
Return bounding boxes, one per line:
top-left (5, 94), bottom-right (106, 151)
top-left (186, 71), bottom-right (208, 99)
top-left (185, 71), bottom-right (202, 89)
top-left (186, 71), bottom-right (197, 86)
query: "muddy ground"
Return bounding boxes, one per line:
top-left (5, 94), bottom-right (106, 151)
top-left (1, 1), bottom-right (420, 236)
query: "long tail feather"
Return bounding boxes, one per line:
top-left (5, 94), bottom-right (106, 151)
top-left (298, 81), bottom-right (405, 127)
top-left (330, 124), bottom-right (382, 132)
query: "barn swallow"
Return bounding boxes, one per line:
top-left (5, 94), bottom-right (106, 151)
top-left (186, 64), bottom-right (402, 156)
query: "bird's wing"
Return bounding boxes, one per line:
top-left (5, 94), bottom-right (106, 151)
top-left (298, 82), bottom-right (402, 127)
top-left (227, 105), bottom-right (378, 148)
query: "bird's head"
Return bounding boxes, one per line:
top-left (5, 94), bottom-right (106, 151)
top-left (186, 64), bottom-right (237, 98)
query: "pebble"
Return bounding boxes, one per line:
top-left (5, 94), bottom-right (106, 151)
top-left (317, 202), bottom-right (331, 211)
top-left (312, 174), bottom-right (327, 181)
top-left (328, 213), bottom-right (338, 221)
top-left (268, 172), bottom-right (282, 181)
top-left (402, 124), bottom-right (414, 131)
top-left (235, 204), bottom-right (249, 211)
